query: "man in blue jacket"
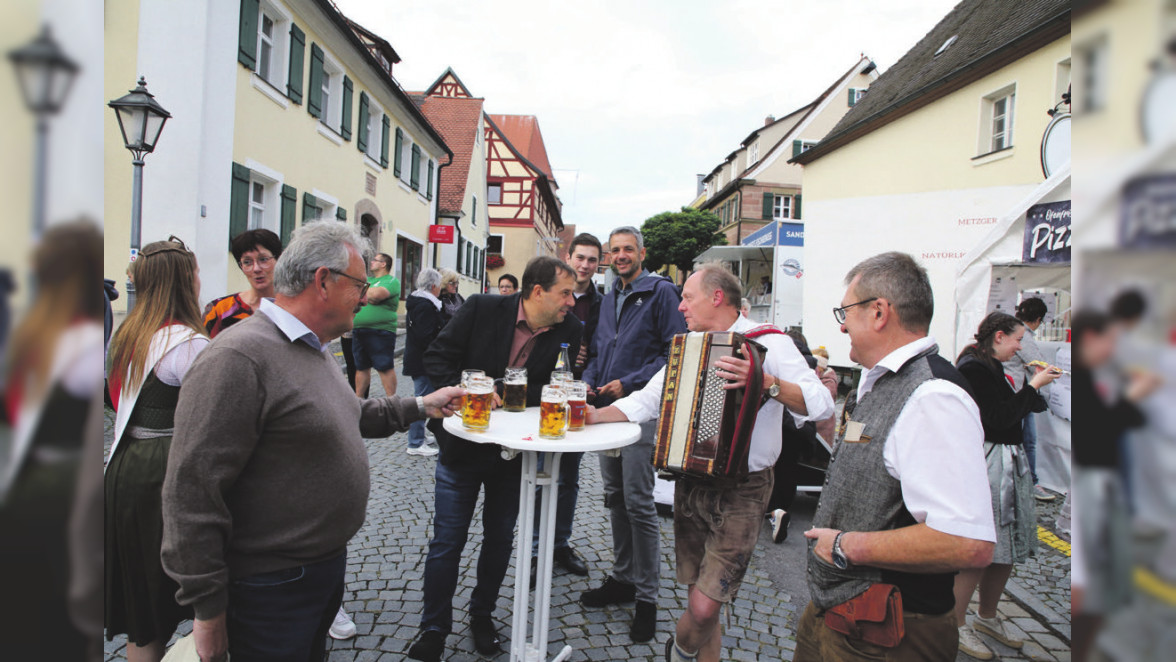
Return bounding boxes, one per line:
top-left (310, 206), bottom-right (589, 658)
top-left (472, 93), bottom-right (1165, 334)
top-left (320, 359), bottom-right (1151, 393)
top-left (580, 226), bottom-right (687, 642)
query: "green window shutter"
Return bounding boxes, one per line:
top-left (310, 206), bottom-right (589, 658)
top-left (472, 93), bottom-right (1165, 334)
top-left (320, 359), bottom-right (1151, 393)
top-left (340, 76), bottom-right (353, 140)
top-left (229, 162), bottom-right (251, 248)
top-left (357, 92), bottom-right (369, 153)
top-left (302, 192), bottom-right (319, 223)
top-left (380, 115), bottom-right (391, 168)
top-left (393, 128), bottom-right (403, 176)
top-left (336, 207), bottom-right (347, 221)
top-left (762, 192), bottom-right (774, 219)
top-left (238, 0), bottom-right (259, 69)
top-left (426, 160), bottom-right (434, 200)
top-left (792, 140), bottom-right (803, 158)
top-left (848, 88), bottom-right (856, 107)
top-left (280, 184), bottom-right (297, 246)
top-left (287, 24), bottom-right (305, 104)
top-left (307, 43), bottom-right (324, 118)
top-left (410, 145), bottom-right (421, 190)
top-left (793, 194), bottom-right (802, 220)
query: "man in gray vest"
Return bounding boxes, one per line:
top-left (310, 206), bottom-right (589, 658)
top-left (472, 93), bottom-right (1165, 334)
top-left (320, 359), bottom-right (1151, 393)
top-left (795, 252), bottom-right (996, 661)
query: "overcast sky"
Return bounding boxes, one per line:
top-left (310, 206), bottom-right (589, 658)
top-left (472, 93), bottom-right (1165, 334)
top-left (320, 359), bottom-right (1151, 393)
top-left (334, 0), bottom-right (961, 243)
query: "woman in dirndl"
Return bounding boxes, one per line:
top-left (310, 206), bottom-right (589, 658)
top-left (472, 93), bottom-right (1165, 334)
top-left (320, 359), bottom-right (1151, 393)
top-left (105, 236), bottom-right (209, 662)
top-left (952, 311), bottom-right (1062, 660)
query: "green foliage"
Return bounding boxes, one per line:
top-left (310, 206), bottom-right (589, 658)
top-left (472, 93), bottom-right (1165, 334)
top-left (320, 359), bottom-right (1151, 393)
top-left (640, 207), bottom-right (727, 274)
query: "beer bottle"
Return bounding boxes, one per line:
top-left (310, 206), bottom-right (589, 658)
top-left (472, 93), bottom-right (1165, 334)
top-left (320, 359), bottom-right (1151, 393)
top-left (555, 343), bottom-right (571, 372)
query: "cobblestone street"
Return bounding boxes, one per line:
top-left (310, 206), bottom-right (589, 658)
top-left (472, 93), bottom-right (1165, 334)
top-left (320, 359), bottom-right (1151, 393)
top-left (104, 348), bottom-right (1072, 661)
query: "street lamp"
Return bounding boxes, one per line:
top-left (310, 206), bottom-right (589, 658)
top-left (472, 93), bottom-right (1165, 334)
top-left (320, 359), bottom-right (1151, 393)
top-left (7, 24), bottom-right (79, 239)
top-left (109, 76), bottom-right (171, 313)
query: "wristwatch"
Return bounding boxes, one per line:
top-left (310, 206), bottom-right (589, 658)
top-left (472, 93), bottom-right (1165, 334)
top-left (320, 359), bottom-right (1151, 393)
top-left (766, 374), bottom-right (781, 399)
top-left (832, 531), bottom-right (851, 570)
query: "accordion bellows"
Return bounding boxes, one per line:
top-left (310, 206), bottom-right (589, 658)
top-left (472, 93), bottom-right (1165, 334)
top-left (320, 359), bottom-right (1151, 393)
top-left (654, 331), bottom-right (767, 481)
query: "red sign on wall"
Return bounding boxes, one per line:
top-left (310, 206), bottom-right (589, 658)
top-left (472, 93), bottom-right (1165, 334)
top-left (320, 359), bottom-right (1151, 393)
top-left (428, 225), bottom-right (454, 243)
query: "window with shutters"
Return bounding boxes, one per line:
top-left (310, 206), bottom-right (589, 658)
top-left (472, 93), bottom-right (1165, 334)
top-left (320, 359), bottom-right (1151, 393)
top-left (364, 102), bottom-right (384, 163)
top-left (319, 54), bottom-right (343, 130)
top-left (399, 135), bottom-right (413, 184)
top-left (848, 88), bottom-right (867, 106)
top-left (252, 1), bottom-right (293, 91)
top-left (245, 169), bottom-right (281, 234)
top-left (773, 195), bottom-right (792, 220)
top-left (977, 84), bottom-right (1016, 156)
top-left (250, 181), bottom-right (266, 229)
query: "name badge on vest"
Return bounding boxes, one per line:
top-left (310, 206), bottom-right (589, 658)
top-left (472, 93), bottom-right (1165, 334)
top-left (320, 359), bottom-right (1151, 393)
top-left (844, 421), bottom-right (870, 443)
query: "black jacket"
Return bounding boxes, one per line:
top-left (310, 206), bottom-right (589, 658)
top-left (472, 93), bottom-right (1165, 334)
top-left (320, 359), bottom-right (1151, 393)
top-left (424, 293), bottom-right (582, 467)
top-left (571, 284), bottom-right (601, 379)
top-left (957, 354), bottom-right (1047, 445)
top-left (402, 293), bottom-right (444, 377)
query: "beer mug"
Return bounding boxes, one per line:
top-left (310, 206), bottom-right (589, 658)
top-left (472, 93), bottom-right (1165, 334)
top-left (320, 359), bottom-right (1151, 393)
top-left (566, 381), bottom-right (587, 432)
top-left (538, 384), bottom-right (570, 440)
top-left (550, 370), bottom-right (573, 386)
top-left (503, 367), bottom-right (528, 412)
top-left (460, 369), bottom-right (485, 415)
top-left (462, 375), bottom-right (494, 431)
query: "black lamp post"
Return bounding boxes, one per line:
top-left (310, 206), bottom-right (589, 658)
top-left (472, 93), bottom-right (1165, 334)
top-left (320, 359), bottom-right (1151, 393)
top-left (109, 76), bottom-right (171, 313)
top-left (7, 24), bottom-right (79, 240)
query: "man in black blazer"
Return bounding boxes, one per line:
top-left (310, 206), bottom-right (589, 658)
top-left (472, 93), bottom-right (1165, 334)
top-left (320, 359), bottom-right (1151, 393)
top-left (408, 257), bottom-right (582, 662)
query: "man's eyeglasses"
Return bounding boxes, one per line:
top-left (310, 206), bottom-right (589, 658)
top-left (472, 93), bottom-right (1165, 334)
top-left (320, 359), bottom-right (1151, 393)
top-left (833, 297), bottom-right (878, 324)
top-left (240, 255), bottom-right (275, 269)
top-left (324, 268), bottom-right (369, 298)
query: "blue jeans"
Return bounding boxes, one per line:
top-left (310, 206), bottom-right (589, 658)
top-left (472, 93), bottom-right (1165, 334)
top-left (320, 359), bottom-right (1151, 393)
top-left (408, 376), bottom-right (435, 448)
top-left (1022, 414), bottom-right (1038, 484)
top-left (532, 451), bottom-right (584, 554)
top-left (226, 552), bottom-right (345, 662)
top-left (420, 460), bottom-right (520, 635)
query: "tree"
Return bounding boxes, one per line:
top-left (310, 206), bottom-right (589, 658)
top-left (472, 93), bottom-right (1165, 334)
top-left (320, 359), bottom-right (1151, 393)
top-left (641, 207), bottom-right (727, 275)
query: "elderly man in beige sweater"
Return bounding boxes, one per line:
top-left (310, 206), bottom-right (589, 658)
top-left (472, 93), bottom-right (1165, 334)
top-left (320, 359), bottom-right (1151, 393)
top-left (161, 222), bottom-right (462, 662)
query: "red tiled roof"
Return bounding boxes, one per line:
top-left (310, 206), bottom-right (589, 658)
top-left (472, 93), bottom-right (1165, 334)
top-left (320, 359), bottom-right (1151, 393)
top-left (415, 95), bottom-right (485, 216)
top-left (489, 114), bottom-right (554, 180)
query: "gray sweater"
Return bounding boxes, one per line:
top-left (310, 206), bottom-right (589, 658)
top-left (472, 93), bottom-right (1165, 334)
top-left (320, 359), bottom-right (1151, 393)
top-left (161, 313), bottom-right (419, 619)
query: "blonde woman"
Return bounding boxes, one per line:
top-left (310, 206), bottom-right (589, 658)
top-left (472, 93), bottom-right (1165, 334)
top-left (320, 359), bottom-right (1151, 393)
top-left (105, 236), bottom-right (210, 662)
top-left (438, 268), bottom-right (465, 326)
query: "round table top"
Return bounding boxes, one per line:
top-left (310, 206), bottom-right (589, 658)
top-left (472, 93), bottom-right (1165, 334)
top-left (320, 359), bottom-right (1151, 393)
top-left (443, 407), bottom-right (641, 453)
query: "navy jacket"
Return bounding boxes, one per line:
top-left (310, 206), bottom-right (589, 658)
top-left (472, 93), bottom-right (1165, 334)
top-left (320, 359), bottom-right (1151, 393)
top-left (582, 271), bottom-right (686, 407)
top-left (424, 293), bottom-right (582, 467)
top-left (402, 293), bottom-right (444, 377)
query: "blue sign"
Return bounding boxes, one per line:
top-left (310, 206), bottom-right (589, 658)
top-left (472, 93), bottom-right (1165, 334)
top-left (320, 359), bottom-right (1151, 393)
top-left (1120, 174), bottom-right (1176, 249)
top-left (779, 223), bottom-right (804, 247)
top-left (1022, 201), bottom-right (1070, 263)
top-left (742, 223), bottom-right (777, 247)
top-left (740, 222), bottom-right (804, 247)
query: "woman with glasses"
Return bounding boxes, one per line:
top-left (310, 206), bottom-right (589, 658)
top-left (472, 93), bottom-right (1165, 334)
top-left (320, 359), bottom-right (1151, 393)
top-left (438, 268), bottom-right (465, 327)
top-left (202, 229), bottom-right (283, 338)
top-left (105, 236), bottom-right (210, 662)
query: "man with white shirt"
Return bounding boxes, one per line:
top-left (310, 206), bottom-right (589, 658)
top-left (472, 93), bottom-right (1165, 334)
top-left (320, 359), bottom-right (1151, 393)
top-left (588, 264), bottom-right (833, 662)
top-left (794, 252), bottom-right (996, 662)
top-left (161, 222), bottom-right (463, 662)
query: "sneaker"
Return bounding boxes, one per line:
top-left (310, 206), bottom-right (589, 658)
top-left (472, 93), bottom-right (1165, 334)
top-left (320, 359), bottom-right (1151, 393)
top-left (630, 600), bottom-right (656, 642)
top-left (407, 444), bottom-right (439, 456)
top-left (581, 576), bottom-right (636, 607)
top-left (957, 624), bottom-right (994, 660)
top-left (469, 615), bottom-right (502, 655)
top-left (973, 613), bottom-right (1024, 649)
top-left (770, 509), bottom-right (790, 543)
top-left (328, 607), bottom-right (356, 640)
top-left (407, 630), bottom-right (445, 662)
top-left (1033, 484), bottom-right (1056, 501)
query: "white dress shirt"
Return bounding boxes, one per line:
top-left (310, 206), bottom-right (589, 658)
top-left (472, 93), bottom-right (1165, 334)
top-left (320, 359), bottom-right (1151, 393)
top-left (858, 336), bottom-right (996, 543)
top-left (612, 315), bottom-right (834, 472)
top-left (259, 298), bottom-right (328, 352)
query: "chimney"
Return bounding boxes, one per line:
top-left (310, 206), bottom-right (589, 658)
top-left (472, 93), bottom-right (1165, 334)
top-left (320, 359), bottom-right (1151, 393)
top-left (765, 115), bottom-right (775, 126)
top-left (696, 174), bottom-right (705, 197)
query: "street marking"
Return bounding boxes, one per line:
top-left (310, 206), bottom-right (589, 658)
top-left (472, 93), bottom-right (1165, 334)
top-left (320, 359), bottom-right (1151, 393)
top-left (1037, 526), bottom-right (1070, 557)
top-left (1135, 567), bottom-right (1176, 606)
top-left (333, 351), bottom-right (343, 357)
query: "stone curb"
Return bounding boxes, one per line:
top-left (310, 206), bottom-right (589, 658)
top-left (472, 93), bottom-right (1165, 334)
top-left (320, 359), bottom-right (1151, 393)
top-left (1004, 577), bottom-right (1071, 644)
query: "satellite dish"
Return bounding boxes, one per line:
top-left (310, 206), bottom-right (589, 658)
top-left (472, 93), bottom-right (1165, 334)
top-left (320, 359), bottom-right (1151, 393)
top-left (1040, 112), bottom-right (1070, 178)
top-left (1140, 69), bottom-right (1176, 144)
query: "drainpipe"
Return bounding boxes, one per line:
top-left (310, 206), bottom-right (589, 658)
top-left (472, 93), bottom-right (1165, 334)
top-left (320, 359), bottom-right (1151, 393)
top-left (432, 150), bottom-right (454, 269)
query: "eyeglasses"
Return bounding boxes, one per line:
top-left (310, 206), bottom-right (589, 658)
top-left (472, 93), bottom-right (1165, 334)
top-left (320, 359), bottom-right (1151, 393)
top-left (833, 297), bottom-right (878, 324)
top-left (240, 255), bottom-right (275, 269)
top-left (324, 268), bottom-right (370, 298)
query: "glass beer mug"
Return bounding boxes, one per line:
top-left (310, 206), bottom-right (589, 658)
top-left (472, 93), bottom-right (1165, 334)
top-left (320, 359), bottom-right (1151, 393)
top-left (462, 375), bottom-right (494, 431)
top-left (503, 367), bottom-right (527, 412)
top-left (566, 381), bottom-right (587, 432)
top-left (459, 369), bottom-right (485, 416)
top-left (538, 385), bottom-right (570, 440)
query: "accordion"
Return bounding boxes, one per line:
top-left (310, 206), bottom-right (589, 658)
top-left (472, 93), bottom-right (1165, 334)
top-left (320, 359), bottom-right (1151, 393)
top-left (654, 331), bottom-right (768, 481)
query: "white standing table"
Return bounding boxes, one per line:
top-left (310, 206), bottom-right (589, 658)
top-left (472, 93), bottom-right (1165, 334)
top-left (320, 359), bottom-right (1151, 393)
top-left (444, 409), bottom-right (640, 662)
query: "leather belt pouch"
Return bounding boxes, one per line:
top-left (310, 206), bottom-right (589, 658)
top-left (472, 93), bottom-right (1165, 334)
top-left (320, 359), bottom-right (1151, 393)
top-left (824, 583), bottom-right (905, 648)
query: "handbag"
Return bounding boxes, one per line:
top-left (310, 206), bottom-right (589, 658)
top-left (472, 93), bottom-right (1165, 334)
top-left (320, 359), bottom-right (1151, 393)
top-left (823, 583), bottom-right (905, 648)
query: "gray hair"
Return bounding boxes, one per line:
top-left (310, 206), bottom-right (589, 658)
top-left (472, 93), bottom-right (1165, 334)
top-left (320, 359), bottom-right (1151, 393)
top-left (609, 225), bottom-right (644, 251)
top-left (274, 221), bottom-right (374, 296)
top-left (843, 251), bottom-right (933, 334)
top-left (416, 267), bottom-right (442, 291)
top-left (741, 297), bottom-right (751, 312)
top-left (695, 263), bottom-right (742, 310)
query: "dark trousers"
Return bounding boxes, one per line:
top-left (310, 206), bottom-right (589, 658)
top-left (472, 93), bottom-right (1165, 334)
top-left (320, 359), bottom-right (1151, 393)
top-left (532, 451), bottom-right (584, 553)
top-left (227, 553), bottom-right (346, 662)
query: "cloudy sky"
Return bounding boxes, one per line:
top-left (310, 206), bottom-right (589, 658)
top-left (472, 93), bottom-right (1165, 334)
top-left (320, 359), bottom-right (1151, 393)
top-left (335, 0), bottom-right (961, 242)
